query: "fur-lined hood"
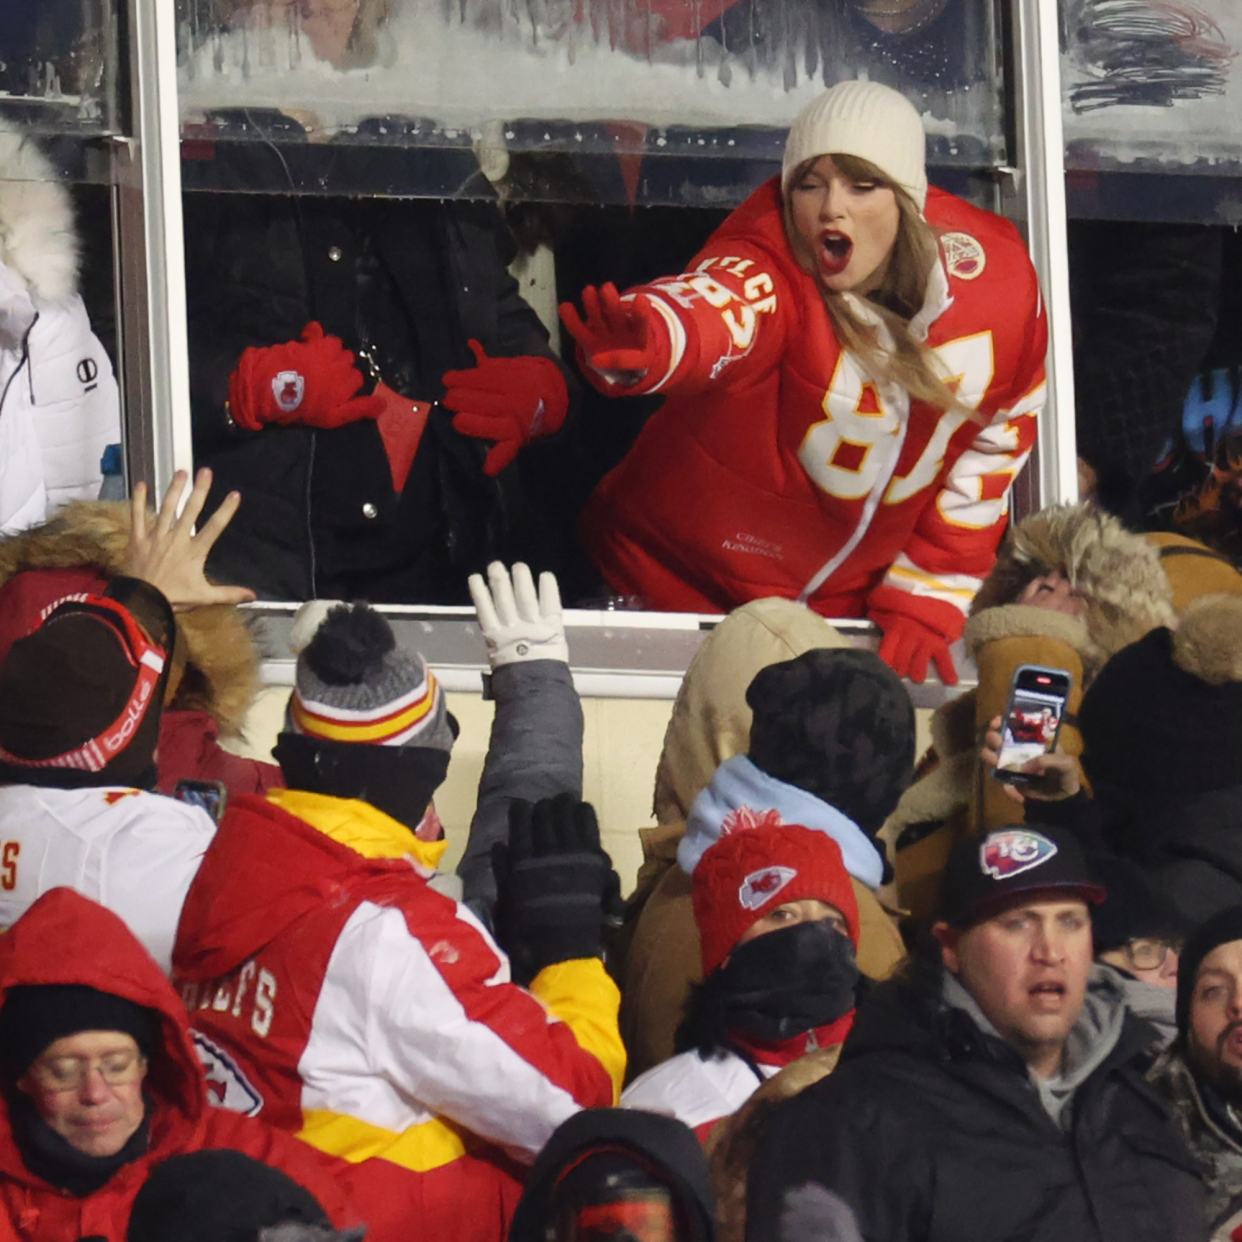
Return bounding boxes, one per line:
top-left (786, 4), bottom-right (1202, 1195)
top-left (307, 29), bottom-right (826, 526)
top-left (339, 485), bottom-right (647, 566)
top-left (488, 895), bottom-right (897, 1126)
top-left (0, 124), bottom-right (78, 304)
top-left (1171, 594), bottom-right (1242, 686)
top-left (0, 501), bottom-right (261, 736)
top-left (972, 503), bottom-right (1176, 665)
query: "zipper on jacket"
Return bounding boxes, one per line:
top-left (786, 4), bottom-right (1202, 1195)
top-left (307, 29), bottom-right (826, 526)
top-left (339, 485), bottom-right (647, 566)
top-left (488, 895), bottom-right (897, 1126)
top-left (0, 313), bottom-right (36, 421)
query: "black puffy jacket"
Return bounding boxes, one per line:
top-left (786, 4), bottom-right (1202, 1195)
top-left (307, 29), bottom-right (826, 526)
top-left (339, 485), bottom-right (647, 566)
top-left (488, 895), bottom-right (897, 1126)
top-left (184, 155), bottom-right (576, 602)
top-left (745, 963), bottom-right (1206, 1242)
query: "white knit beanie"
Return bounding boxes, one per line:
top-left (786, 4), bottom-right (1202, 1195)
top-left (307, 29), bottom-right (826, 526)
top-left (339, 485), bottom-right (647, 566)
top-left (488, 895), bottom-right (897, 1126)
top-left (781, 80), bottom-right (927, 210)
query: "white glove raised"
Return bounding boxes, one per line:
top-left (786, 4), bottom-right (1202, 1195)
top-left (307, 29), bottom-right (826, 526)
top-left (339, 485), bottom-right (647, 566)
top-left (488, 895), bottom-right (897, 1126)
top-left (468, 561), bottom-right (568, 669)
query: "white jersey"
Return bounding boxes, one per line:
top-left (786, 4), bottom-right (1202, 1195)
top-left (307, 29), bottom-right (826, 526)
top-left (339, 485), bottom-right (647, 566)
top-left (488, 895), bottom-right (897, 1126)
top-left (621, 1048), bottom-right (777, 1137)
top-left (0, 783), bottom-right (216, 973)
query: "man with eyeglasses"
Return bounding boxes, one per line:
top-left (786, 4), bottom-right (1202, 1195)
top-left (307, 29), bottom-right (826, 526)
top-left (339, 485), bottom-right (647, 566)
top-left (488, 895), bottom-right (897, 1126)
top-left (1091, 853), bottom-right (1187, 1052)
top-left (1149, 906), bottom-right (1242, 1239)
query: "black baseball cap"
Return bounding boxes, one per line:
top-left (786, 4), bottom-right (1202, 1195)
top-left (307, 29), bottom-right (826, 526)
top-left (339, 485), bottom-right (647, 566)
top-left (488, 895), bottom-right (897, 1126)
top-left (940, 825), bottom-right (1107, 929)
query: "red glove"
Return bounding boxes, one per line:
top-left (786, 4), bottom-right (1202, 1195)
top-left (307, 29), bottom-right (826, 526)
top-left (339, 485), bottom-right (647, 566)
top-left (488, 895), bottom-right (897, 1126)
top-left (872, 609), bottom-right (959, 685)
top-left (442, 340), bottom-right (569, 476)
top-left (559, 283), bottom-right (670, 388)
top-left (228, 322), bottom-right (386, 432)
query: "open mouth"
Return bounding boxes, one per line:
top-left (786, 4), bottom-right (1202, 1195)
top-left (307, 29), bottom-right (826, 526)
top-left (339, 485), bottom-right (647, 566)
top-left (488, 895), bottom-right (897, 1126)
top-left (820, 231), bottom-right (854, 275)
top-left (1028, 981), bottom-right (1067, 1006)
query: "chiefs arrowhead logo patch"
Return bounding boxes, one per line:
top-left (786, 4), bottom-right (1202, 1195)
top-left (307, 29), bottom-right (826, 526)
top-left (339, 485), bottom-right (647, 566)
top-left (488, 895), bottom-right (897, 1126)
top-left (739, 865), bottom-right (796, 911)
top-left (941, 231), bottom-right (987, 281)
top-left (272, 370), bottom-right (306, 413)
top-left (980, 829), bottom-right (1057, 880)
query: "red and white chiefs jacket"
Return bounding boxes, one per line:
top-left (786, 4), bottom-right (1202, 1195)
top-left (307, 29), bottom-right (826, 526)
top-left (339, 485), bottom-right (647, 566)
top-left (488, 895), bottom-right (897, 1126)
top-left (579, 178), bottom-right (1046, 641)
top-left (172, 789), bottom-right (625, 1242)
top-left (0, 783), bottom-right (216, 974)
top-left (0, 888), bottom-right (357, 1242)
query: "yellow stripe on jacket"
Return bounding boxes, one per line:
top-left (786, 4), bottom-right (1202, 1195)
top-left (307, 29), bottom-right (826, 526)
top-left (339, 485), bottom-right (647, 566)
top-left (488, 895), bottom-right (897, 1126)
top-left (530, 958), bottom-right (626, 1102)
top-left (299, 1109), bottom-right (471, 1172)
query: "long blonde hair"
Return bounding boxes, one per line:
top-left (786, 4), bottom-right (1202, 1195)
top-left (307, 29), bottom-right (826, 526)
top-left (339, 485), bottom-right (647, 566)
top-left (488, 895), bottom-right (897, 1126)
top-left (784, 154), bottom-right (962, 415)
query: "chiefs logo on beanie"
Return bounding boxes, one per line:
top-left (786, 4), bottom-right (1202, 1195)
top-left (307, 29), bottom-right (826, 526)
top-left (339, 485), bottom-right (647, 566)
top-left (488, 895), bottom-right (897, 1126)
top-left (691, 821), bottom-right (860, 976)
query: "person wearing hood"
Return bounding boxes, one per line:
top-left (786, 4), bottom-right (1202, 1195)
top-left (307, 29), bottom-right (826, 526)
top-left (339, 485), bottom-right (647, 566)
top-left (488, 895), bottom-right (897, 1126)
top-left (171, 567), bottom-right (625, 1242)
top-left (1090, 853), bottom-right (1186, 1052)
top-left (0, 493), bottom-right (283, 799)
top-left (0, 888), bottom-right (357, 1242)
top-left (0, 124), bottom-right (120, 535)
top-left (623, 823), bottom-right (860, 1141)
top-left (562, 79), bottom-right (1046, 686)
top-left (983, 590), bottom-right (1242, 926)
top-left (0, 469), bottom-right (256, 972)
top-left (884, 499), bottom-right (1242, 920)
top-left (746, 824), bottom-right (1206, 1242)
top-left (1148, 906), bottom-right (1242, 1239)
top-left (508, 1108), bottom-right (715, 1242)
top-left (622, 642), bottom-right (912, 1079)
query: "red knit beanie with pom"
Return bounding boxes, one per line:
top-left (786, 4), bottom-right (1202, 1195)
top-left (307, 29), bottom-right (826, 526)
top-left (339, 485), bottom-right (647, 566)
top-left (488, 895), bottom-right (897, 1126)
top-left (692, 820), bottom-right (860, 975)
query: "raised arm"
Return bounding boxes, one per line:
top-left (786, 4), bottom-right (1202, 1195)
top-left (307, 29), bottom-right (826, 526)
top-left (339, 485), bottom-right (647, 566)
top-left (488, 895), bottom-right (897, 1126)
top-left (560, 245), bottom-right (790, 399)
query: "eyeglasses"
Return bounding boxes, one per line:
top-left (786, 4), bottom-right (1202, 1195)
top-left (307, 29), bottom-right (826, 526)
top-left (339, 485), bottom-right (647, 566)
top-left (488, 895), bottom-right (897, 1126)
top-left (1123, 939), bottom-right (1177, 972)
top-left (27, 1051), bottom-right (147, 1093)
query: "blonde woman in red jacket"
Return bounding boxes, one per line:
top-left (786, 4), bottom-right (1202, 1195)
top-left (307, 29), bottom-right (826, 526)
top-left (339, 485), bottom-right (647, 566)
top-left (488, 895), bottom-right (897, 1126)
top-left (563, 80), bottom-right (1047, 684)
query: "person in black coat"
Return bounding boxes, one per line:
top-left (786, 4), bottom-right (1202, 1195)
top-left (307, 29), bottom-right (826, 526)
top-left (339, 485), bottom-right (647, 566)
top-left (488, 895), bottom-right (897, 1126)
top-left (745, 825), bottom-right (1207, 1242)
top-left (184, 138), bottom-right (580, 604)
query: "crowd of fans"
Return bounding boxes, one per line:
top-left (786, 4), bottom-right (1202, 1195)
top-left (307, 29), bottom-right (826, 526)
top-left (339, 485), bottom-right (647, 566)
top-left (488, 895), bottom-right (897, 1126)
top-left (4, 70), bottom-right (1242, 1242)
top-left (0, 462), bottom-right (1239, 1242)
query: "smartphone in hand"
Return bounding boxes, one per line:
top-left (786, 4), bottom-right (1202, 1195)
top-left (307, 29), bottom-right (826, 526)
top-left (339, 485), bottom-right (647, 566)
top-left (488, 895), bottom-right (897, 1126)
top-left (991, 665), bottom-right (1073, 785)
top-left (173, 778), bottom-right (228, 823)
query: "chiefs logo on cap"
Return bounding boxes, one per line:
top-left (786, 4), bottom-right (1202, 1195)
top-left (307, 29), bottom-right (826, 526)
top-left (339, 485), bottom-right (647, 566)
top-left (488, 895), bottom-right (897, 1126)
top-left (980, 830), bottom-right (1057, 880)
top-left (738, 865), bottom-right (796, 911)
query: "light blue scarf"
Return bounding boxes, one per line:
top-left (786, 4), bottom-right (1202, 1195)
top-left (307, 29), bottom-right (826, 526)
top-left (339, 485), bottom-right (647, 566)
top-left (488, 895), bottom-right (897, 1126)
top-left (678, 754), bottom-right (885, 887)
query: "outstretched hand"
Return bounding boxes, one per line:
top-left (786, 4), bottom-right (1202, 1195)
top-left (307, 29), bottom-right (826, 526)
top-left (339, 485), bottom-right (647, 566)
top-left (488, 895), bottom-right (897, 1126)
top-left (981, 715), bottom-right (1082, 805)
top-left (467, 561), bottom-right (568, 669)
top-left (559, 283), bottom-right (666, 381)
top-left (126, 468), bottom-right (257, 612)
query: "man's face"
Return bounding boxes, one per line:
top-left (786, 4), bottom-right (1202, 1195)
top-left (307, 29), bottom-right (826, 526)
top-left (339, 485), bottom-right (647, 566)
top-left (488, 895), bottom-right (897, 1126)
top-left (18, 1031), bottom-right (148, 1157)
top-left (1187, 940), bottom-right (1242, 1101)
top-left (938, 895), bottom-right (1093, 1076)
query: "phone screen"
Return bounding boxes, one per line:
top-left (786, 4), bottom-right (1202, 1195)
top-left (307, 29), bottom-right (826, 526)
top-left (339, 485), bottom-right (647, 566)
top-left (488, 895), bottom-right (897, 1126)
top-left (173, 779), bottom-right (227, 823)
top-left (994, 667), bottom-right (1072, 780)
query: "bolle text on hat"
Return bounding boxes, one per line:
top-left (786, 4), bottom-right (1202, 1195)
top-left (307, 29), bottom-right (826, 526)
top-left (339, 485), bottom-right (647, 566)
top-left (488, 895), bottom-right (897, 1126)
top-left (939, 825), bottom-right (1106, 929)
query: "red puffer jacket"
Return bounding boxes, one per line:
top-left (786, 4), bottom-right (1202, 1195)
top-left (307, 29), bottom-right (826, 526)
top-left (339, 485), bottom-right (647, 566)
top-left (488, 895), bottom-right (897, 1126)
top-left (0, 889), bottom-right (359, 1242)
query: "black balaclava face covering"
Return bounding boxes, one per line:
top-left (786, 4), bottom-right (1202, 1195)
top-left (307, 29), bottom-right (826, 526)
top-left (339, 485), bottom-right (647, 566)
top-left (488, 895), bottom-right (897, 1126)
top-left (674, 920), bottom-right (859, 1056)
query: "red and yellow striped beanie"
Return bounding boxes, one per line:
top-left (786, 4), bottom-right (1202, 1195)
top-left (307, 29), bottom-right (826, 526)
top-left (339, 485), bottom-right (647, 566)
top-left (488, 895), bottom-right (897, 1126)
top-left (286, 601), bottom-right (455, 754)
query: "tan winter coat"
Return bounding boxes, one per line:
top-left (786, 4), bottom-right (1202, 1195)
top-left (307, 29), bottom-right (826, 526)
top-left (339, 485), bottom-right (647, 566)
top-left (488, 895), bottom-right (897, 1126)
top-left (883, 503), bottom-right (1242, 919)
top-left (614, 598), bottom-right (905, 1080)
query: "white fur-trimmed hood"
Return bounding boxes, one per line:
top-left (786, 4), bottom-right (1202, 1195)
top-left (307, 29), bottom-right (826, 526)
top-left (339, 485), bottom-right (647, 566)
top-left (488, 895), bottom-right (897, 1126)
top-left (0, 124), bottom-right (79, 304)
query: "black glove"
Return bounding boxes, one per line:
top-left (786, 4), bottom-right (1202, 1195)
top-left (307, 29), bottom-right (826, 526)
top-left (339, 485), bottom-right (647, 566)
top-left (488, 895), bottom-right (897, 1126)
top-left (492, 794), bottom-right (616, 985)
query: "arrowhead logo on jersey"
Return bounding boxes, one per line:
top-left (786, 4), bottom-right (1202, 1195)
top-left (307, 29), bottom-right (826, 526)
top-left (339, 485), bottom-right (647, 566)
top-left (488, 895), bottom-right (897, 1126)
top-left (941, 231), bottom-right (987, 281)
top-left (272, 370), bottom-right (306, 413)
top-left (193, 1030), bottom-right (264, 1116)
top-left (739, 865), bottom-right (797, 911)
top-left (980, 830), bottom-right (1057, 881)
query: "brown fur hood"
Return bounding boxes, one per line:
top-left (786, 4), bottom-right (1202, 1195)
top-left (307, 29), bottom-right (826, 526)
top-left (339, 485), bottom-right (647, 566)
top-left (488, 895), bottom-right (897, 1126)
top-left (1172, 594), bottom-right (1242, 686)
top-left (972, 502), bottom-right (1176, 665)
top-left (0, 501), bottom-right (262, 736)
